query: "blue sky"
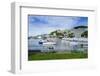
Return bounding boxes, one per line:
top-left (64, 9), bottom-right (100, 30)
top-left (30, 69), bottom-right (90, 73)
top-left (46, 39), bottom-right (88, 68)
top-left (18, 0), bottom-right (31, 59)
top-left (28, 15), bottom-right (88, 36)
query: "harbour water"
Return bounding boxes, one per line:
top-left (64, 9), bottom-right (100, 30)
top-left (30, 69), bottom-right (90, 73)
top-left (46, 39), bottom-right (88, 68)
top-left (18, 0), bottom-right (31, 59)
top-left (28, 38), bottom-right (88, 52)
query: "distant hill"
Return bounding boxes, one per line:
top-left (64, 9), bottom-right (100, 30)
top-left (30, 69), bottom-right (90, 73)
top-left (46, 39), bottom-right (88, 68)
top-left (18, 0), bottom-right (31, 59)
top-left (28, 25), bottom-right (88, 39)
top-left (74, 26), bottom-right (88, 29)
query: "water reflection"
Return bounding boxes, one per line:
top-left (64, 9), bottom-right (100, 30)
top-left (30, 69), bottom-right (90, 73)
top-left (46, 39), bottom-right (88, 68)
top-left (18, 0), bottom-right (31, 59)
top-left (28, 38), bottom-right (88, 52)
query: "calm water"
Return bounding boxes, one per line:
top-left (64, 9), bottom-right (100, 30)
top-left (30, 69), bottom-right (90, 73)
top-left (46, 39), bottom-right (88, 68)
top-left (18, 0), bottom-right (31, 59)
top-left (28, 38), bottom-right (87, 52)
top-left (28, 39), bottom-right (43, 50)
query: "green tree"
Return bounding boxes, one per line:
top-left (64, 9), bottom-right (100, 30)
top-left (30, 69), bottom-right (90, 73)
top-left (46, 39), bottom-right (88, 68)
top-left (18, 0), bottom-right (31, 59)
top-left (67, 31), bottom-right (75, 38)
top-left (81, 31), bottom-right (88, 38)
top-left (50, 30), bottom-right (64, 38)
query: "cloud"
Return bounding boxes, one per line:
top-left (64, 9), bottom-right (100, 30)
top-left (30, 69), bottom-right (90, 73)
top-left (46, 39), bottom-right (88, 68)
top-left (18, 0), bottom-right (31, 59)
top-left (28, 15), bottom-right (88, 36)
top-left (28, 16), bottom-right (48, 24)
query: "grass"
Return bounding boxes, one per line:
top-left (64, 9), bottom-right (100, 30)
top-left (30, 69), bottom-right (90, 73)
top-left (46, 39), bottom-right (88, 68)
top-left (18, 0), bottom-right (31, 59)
top-left (28, 51), bottom-right (88, 61)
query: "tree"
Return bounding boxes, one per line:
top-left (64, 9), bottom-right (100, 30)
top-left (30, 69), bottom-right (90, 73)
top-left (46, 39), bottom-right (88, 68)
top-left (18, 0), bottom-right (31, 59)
top-left (49, 30), bottom-right (64, 39)
top-left (81, 31), bottom-right (88, 38)
top-left (74, 26), bottom-right (88, 29)
top-left (67, 31), bottom-right (75, 38)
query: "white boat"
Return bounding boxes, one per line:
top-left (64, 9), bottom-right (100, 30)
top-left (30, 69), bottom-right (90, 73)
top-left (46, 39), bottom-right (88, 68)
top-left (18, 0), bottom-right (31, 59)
top-left (43, 42), bottom-right (56, 45)
top-left (38, 39), bottom-right (56, 45)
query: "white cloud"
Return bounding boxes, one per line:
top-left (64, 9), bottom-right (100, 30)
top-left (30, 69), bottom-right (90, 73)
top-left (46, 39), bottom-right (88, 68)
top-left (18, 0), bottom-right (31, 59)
top-left (28, 16), bottom-right (87, 36)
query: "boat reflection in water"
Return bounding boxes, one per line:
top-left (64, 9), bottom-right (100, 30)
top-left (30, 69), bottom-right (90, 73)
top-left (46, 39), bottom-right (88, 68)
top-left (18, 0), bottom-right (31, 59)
top-left (28, 38), bottom-right (88, 53)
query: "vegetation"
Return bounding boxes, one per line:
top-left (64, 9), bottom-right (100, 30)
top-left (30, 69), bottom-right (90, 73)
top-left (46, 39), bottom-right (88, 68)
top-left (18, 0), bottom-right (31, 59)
top-left (50, 30), bottom-right (64, 38)
top-left (81, 31), bottom-right (88, 38)
top-left (28, 25), bottom-right (88, 60)
top-left (28, 25), bottom-right (88, 39)
top-left (74, 26), bottom-right (88, 29)
top-left (67, 31), bottom-right (75, 38)
top-left (28, 52), bottom-right (88, 60)
top-left (49, 29), bottom-right (76, 38)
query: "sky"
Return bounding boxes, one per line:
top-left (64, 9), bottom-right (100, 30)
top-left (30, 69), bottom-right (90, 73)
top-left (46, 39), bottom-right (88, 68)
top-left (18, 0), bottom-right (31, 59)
top-left (28, 15), bottom-right (88, 36)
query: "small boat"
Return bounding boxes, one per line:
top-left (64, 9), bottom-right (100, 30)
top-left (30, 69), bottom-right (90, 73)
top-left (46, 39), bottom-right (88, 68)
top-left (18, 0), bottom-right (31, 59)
top-left (38, 41), bottom-right (43, 44)
top-left (38, 40), bottom-right (44, 44)
top-left (38, 40), bottom-right (56, 45)
top-left (43, 42), bottom-right (56, 45)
